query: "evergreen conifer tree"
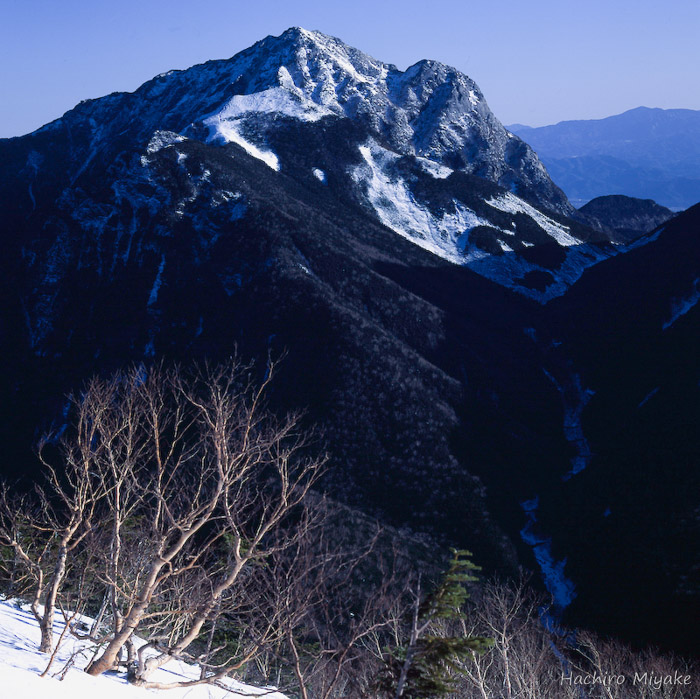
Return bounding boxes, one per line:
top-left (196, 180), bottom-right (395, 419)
top-left (379, 549), bottom-right (492, 698)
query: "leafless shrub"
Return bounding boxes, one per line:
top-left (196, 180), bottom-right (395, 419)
top-left (246, 497), bottom-right (416, 699)
top-left (0, 390), bottom-right (108, 652)
top-left (441, 578), bottom-right (697, 699)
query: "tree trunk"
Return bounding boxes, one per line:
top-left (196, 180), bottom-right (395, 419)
top-left (38, 619), bottom-right (53, 654)
top-left (85, 601), bottom-right (147, 675)
top-left (395, 583), bottom-right (422, 699)
top-left (136, 557), bottom-right (246, 681)
top-left (38, 539), bottom-right (70, 653)
top-left (85, 556), bottom-right (167, 676)
top-left (394, 644), bottom-right (416, 699)
top-left (288, 630), bottom-right (310, 699)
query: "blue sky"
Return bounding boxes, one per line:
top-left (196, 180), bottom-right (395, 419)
top-left (2, 0), bottom-right (699, 137)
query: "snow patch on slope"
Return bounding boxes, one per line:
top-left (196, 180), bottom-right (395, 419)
top-left (205, 114), bottom-right (281, 171)
top-left (350, 141), bottom-right (611, 303)
top-left (486, 193), bottom-right (580, 246)
top-left (201, 63), bottom-right (350, 171)
top-left (542, 369), bottom-right (595, 480)
top-left (210, 81), bottom-right (333, 124)
top-left (146, 130), bottom-right (186, 154)
top-left (638, 387), bottom-right (659, 408)
top-left (351, 140), bottom-right (496, 264)
top-left (417, 157), bottom-right (453, 179)
top-left (148, 255), bottom-right (166, 307)
top-left (520, 498), bottom-right (577, 611)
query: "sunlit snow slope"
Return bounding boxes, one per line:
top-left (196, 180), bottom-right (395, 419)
top-left (0, 600), bottom-right (288, 699)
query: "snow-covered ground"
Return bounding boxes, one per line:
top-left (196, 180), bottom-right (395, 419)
top-left (0, 599), bottom-right (288, 699)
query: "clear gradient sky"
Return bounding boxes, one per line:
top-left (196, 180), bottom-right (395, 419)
top-left (1, 0), bottom-right (699, 138)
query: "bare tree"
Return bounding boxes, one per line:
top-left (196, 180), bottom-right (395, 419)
top-left (569, 630), bottom-right (697, 699)
top-left (451, 578), bottom-right (577, 699)
top-left (272, 514), bottom-right (402, 698)
top-left (0, 384), bottom-right (109, 652)
top-left (2, 358), bottom-right (324, 688)
top-left (221, 495), bottom-right (428, 699)
top-left (77, 360), bottom-right (324, 687)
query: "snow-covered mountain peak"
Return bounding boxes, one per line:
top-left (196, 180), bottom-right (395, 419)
top-left (272, 27), bottom-right (393, 78)
top-left (215, 26), bottom-right (392, 105)
top-left (175, 28), bottom-right (572, 215)
top-left (8, 27), bottom-right (598, 305)
top-left (29, 27), bottom-right (572, 218)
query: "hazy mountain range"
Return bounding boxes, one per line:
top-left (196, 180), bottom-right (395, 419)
top-left (510, 107), bottom-right (700, 210)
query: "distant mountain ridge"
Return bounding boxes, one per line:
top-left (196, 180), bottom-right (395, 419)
top-left (510, 107), bottom-right (700, 210)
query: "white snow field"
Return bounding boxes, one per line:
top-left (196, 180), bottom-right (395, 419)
top-left (0, 599), bottom-right (288, 699)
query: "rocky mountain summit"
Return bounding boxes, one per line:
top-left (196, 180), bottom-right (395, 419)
top-left (3, 28), bottom-right (621, 307)
top-left (31, 28), bottom-right (573, 213)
